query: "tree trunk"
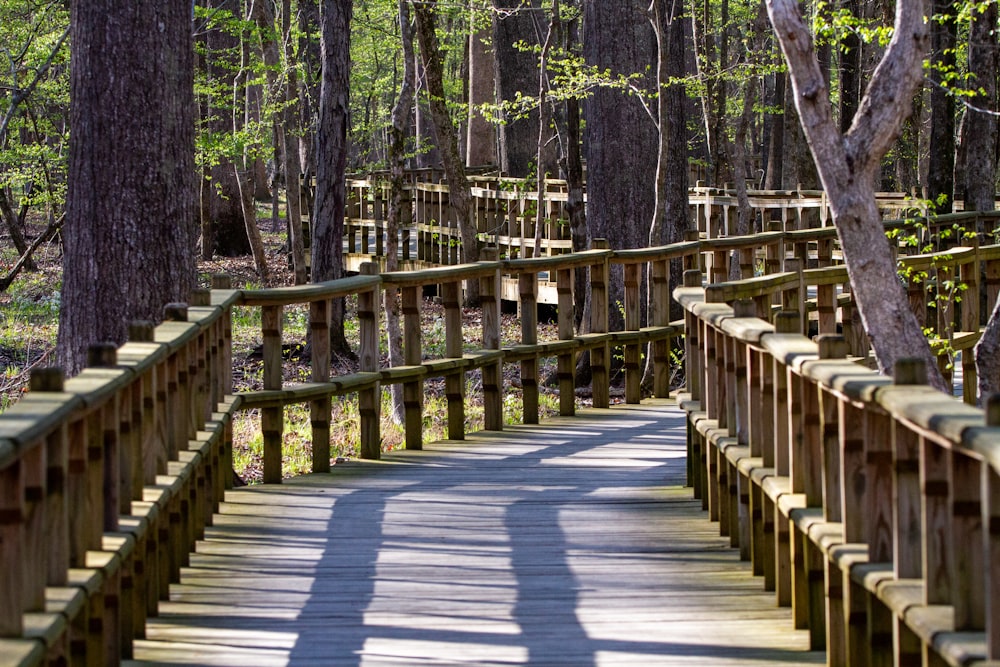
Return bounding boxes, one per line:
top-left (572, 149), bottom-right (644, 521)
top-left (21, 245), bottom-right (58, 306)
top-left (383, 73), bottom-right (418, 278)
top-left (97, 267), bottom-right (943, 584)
top-left (313, 0), bottom-right (354, 357)
top-left (766, 0), bottom-right (948, 392)
top-left (282, 0), bottom-right (308, 285)
top-left (583, 0), bottom-right (657, 333)
top-left (927, 0), bottom-right (957, 212)
top-left (563, 3), bottom-right (587, 329)
top-left (59, 0), bottom-right (197, 374)
top-left (963, 2), bottom-right (998, 213)
top-left (413, 0), bottom-right (480, 300)
top-left (533, 0), bottom-right (559, 256)
top-left (763, 72), bottom-right (785, 190)
top-left (384, 0), bottom-right (416, 425)
top-left (492, 0), bottom-right (541, 177)
top-left (466, 6), bottom-right (497, 168)
top-left (967, 1), bottom-right (1000, 402)
top-left (202, 0), bottom-right (252, 258)
top-left (840, 0), bottom-right (861, 132)
top-left (0, 188), bottom-right (36, 272)
top-left (234, 162), bottom-right (271, 281)
top-left (643, 0), bottom-right (689, 386)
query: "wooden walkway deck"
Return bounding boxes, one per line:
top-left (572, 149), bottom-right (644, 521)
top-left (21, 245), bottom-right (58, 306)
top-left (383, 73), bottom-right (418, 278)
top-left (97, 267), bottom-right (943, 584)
top-left (128, 400), bottom-right (824, 666)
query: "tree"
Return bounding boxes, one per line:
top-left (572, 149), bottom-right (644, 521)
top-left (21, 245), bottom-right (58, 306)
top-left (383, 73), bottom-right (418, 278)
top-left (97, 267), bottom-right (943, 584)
top-left (58, 0), bottom-right (197, 374)
top-left (492, 0), bottom-right (542, 177)
top-left (313, 0), bottom-right (354, 356)
top-left (384, 0), bottom-right (416, 424)
top-left (642, 0), bottom-right (689, 385)
top-left (0, 4), bottom-right (69, 285)
top-left (467, 4), bottom-right (497, 167)
top-left (966, 0), bottom-right (1000, 401)
top-left (927, 0), bottom-right (957, 212)
top-left (198, 1), bottom-right (253, 258)
top-left (412, 0), bottom-right (481, 284)
top-left (765, 0), bottom-right (949, 391)
top-left (582, 0), bottom-right (658, 331)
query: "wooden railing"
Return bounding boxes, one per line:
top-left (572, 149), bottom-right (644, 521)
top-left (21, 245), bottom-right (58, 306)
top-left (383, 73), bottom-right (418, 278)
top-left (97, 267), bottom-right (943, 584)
top-left (675, 243), bottom-right (1000, 664)
top-left (3, 208), bottom-right (1000, 665)
top-left (0, 295), bottom-right (239, 665)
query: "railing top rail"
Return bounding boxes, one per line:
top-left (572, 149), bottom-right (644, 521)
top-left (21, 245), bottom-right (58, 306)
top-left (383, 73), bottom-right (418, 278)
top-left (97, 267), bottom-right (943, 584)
top-left (504, 248), bottom-right (612, 272)
top-left (239, 274), bottom-right (382, 307)
top-left (678, 282), bottom-right (1000, 475)
top-left (612, 241), bottom-right (702, 263)
top-left (381, 261), bottom-right (502, 287)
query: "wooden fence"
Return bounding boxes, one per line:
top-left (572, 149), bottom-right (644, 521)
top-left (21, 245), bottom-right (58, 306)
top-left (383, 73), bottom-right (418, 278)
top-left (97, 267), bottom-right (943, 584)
top-left (1, 207), bottom-right (999, 665)
top-left (676, 234), bottom-right (1000, 664)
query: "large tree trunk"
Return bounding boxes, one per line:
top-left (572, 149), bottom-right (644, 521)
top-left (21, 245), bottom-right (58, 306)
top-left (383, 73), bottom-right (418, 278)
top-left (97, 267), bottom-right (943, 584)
top-left (766, 0), bottom-right (948, 392)
top-left (466, 6), bottom-right (497, 168)
top-left (59, 0), bottom-right (197, 374)
top-left (583, 0), bottom-right (657, 333)
top-left (491, 0), bottom-right (541, 177)
top-left (313, 0), bottom-right (354, 356)
top-left (413, 0), bottom-right (480, 300)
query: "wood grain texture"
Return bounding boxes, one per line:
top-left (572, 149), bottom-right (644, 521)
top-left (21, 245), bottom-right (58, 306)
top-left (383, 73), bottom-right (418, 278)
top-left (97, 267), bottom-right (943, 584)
top-left (131, 401), bottom-right (823, 666)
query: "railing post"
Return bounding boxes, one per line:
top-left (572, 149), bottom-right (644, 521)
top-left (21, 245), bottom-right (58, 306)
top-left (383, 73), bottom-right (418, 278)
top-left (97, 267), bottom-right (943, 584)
top-left (772, 311), bottom-right (799, 607)
top-left (519, 271), bottom-right (540, 423)
top-left (260, 304), bottom-right (284, 483)
top-left (624, 262), bottom-right (642, 404)
top-left (310, 293), bottom-right (332, 469)
top-left (480, 247), bottom-right (503, 431)
top-left (442, 277), bottom-right (466, 439)
top-left (359, 263), bottom-right (382, 459)
top-left (402, 284), bottom-right (423, 450)
top-left (985, 395), bottom-right (1000, 658)
top-left (591, 239), bottom-right (610, 409)
top-left (557, 266), bottom-right (576, 416)
top-left (651, 257), bottom-right (671, 398)
top-left (683, 270), bottom-right (702, 403)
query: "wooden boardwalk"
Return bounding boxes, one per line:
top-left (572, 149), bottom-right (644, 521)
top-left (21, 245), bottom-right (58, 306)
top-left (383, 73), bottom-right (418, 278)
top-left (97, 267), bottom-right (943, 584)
top-left (128, 400), bottom-right (824, 666)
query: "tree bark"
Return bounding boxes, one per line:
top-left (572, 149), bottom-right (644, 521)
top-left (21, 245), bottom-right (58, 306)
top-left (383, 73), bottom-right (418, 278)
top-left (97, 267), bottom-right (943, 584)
top-left (202, 0), bottom-right (252, 258)
top-left (384, 0), bottom-right (416, 424)
top-left (59, 0), bottom-right (197, 374)
top-left (533, 0), bottom-right (559, 256)
top-left (962, 2), bottom-right (998, 213)
top-left (0, 187), bottom-right (35, 271)
top-left (927, 0), bottom-right (957, 212)
top-left (413, 0), bottom-right (481, 296)
top-left (583, 0), bottom-right (657, 333)
top-left (282, 0), bottom-right (308, 285)
top-left (642, 0), bottom-right (689, 386)
top-left (492, 0), bottom-right (541, 177)
top-left (766, 0), bottom-right (948, 392)
top-left (466, 6), bottom-right (497, 168)
top-left (313, 0), bottom-right (354, 356)
top-left (966, 1), bottom-right (1000, 401)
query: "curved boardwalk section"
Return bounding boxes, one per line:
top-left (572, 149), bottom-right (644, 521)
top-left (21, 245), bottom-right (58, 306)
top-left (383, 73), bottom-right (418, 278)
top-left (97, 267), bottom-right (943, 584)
top-left (129, 400), bottom-right (823, 666)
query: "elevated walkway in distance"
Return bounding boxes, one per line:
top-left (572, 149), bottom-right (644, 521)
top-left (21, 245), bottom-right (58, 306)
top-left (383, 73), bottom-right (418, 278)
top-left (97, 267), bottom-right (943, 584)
top-left (128, 400), bottom-right (823, 667)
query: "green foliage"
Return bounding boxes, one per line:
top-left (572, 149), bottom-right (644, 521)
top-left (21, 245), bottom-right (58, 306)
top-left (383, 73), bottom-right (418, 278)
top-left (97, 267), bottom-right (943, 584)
top-left (0, 0), bottom-right (70, 221)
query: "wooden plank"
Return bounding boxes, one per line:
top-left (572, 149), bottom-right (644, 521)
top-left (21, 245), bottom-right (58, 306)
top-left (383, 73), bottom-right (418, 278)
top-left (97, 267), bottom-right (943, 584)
top-left (134, 402), bottom-right (824, 667)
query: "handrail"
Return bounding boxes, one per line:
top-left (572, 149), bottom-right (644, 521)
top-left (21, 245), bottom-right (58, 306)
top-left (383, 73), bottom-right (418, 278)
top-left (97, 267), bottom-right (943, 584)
top-left (675, 275), bottom-right (1000, 664)
top-left (4, 212), bottom-right (1000, 664)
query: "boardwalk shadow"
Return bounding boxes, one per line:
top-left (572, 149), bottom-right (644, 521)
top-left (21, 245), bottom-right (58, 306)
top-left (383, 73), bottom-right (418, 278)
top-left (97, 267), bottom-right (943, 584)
top-left (279, 403), bottom-right (822, 666)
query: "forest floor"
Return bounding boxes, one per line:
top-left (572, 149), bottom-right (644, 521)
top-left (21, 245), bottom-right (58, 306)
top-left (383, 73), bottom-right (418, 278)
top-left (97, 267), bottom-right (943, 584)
top-left (0, 216), bottom-right (611, 482)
